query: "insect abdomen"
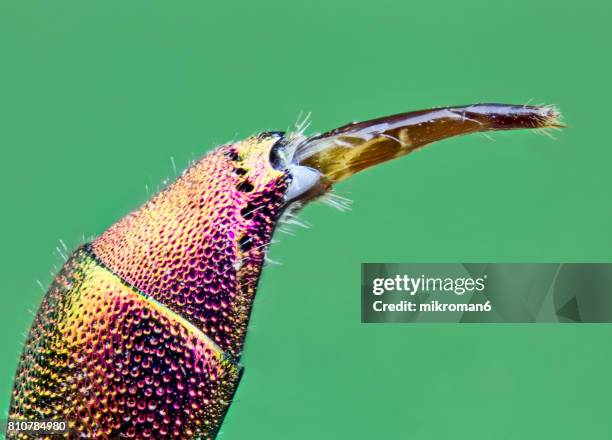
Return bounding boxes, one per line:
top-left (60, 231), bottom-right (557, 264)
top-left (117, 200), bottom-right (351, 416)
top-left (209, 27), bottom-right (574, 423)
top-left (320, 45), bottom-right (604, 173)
top-left (9, 137), bottom-right (288, 439)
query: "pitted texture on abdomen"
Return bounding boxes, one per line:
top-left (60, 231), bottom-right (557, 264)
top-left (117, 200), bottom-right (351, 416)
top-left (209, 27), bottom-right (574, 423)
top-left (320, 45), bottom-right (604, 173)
top-left (92, 142), bottom-right (289, 359)
top-left (9, 247), bottom-right (241, 439)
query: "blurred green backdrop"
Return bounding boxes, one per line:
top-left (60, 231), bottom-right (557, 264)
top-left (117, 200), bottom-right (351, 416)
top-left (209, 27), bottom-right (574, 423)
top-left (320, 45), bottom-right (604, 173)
top-left (1, 1), bottom-right (611, 438)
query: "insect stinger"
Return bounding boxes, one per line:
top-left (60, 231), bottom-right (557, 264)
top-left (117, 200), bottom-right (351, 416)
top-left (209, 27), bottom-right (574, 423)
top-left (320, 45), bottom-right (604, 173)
top-left (294, 103), bottom-right (563, 183)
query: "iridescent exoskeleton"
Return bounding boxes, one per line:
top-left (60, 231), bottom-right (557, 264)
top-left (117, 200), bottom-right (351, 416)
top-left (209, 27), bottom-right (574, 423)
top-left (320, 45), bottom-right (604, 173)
top-left (8, 104), bottom-right (562, 439)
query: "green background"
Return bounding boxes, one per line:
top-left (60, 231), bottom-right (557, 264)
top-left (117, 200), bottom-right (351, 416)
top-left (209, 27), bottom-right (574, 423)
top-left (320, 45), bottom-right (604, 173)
top-left (1, 1), bottom-right (611, 438)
